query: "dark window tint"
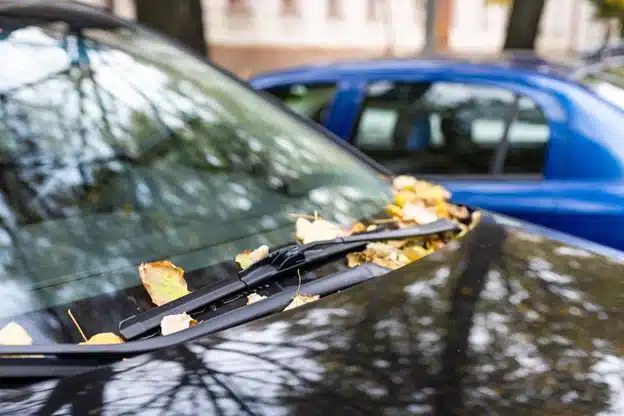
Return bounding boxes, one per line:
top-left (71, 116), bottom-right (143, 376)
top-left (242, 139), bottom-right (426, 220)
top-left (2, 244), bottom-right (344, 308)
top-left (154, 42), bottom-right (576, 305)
top-left (353, 81), bottom-right (549, 175)
top-left (264, 83), bottom-right (336, 124)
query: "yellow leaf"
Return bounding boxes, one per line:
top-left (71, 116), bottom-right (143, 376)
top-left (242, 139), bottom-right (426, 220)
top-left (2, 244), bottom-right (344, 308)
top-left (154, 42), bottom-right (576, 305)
top-left (0, 322), bottom-right (32, 346)
top-left (79, 333), bottom-right (124, 345)
top-left (392, 175), bottom-right (419, 191)
top-left (235, 245), bottom-right (269, 269)
top-left (394, 190), bottom-right (417, 207)
top-left (403, 245), bottom-right (430, 261)
top-left (160, 313), bottom-right (198, 336)
top-left (402, 202), bottom-right (438, 224)
top-left (347, 221), bottom-right (367, 235)
top-left (139, 261), bottom-right (190, 306)
top-left (284, 294), bottom-right (320, 311)
top-left (346, 251), bottom-right (366, 267)
top-left (386, 204), bottom-right (403, 218)
top-left (295, 217), bottom-right (346, 244)
top-left (246, 293), bottom-right (267, 305)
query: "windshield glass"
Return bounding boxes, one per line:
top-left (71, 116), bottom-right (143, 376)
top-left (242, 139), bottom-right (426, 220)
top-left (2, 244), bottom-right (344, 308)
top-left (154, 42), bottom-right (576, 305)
top-left (577, 66), bottom-right (624, 111)
top-left (0, 17), bottom-right (391, 344)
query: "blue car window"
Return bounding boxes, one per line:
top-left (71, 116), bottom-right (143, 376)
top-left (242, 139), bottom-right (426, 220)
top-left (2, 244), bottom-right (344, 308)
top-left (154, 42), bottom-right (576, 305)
top-left (352, 81), bottom-right (549, 176)
top-left (263, 83), bottom-right (337, 125)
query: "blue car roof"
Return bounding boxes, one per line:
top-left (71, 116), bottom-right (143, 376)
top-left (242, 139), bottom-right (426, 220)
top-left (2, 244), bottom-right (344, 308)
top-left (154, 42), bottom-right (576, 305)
top-left (251, 52), bottom-right (580, 84)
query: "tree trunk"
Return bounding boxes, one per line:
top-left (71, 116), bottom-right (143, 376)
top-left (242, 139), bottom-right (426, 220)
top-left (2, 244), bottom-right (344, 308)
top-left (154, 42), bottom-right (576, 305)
top-left (502, 0), bottom-right (546, 50)
top-left (134, 0), bottom-right (208, 57)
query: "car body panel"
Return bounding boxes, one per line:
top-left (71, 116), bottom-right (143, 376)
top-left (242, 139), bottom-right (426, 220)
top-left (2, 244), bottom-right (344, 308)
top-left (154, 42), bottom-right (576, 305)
top-left (251, 58), bottom-right (624, 251)
top-left (2, 213), bottom-right (623, 415)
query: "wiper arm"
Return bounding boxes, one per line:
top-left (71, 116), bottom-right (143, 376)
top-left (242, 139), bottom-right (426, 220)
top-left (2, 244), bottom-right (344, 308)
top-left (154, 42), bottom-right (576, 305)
top-left (119, 218), bottom-right (459, 340)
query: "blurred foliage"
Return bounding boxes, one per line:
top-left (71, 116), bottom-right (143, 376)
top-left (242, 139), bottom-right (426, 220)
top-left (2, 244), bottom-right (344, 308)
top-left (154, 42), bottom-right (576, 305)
top-left (590, 0), bottom-right (624, 30)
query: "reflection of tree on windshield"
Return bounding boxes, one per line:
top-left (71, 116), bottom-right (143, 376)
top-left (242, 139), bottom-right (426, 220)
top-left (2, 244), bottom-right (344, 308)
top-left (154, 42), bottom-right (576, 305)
top-left (0, 22), bottom-right (390, 342)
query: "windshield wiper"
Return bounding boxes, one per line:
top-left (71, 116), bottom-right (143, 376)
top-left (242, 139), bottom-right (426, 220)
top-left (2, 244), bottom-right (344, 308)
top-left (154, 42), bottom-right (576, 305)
top-left (119, 218), bottom-right (459, 340)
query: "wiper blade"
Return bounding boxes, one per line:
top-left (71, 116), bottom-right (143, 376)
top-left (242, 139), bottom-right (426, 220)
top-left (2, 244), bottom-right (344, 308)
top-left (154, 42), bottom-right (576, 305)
top-left (240, 217), bottom-right (458, 284)
top-left (119, 218), bottom-right (458, 340)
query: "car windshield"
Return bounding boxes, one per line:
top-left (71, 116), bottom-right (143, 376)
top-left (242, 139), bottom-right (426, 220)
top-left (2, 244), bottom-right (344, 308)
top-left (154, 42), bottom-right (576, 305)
top-left (0, 17), bottom-right (391, 344)
top-left (577, 65), bottom-right (624, 111)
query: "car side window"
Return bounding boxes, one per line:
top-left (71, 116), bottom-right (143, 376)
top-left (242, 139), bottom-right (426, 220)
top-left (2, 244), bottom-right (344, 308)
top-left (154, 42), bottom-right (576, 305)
top-left (352, 81), bottom-right (549, 176)
top-left (264, 83), bottom-right (337, 125)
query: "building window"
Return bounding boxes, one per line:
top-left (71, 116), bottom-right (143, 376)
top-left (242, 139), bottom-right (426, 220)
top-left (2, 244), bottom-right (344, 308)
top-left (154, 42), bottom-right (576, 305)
top-left (227, 0), bottom-right (250, 16)
top-left (328, 0), bottom-right (341, 19)
top-left (368, 0), bottom-right (383, 21)
top-left (281, 0), bottom-right (298, 17)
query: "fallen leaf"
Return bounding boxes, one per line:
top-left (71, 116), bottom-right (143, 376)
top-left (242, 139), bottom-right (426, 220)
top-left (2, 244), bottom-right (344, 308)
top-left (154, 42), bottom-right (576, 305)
top-left (392, 175), bottom-right (420, 191)
top-left (449, 204), bottom-right (470, 220)
top-left (403, 245), bottom-right (431, 261)
top-left (346, 222), bottom-right (367, 235)
top-left (247, 293), bottom-right (267, 304)
top-left (0, 322), bottom-right (32, 346)
top-left (394, 190), bottom-right (418, 207)
top-left (235, 245), bottom-right (269, 269)
top-left (139, 261), bottom-right (190, 306)
top-left (295, 217), bottom-right (347, 244)
top-left (386, 204), bottom-right (403, 219)
top-left (284, 294), bottom-right (320, 311)
top-left (402, 203), bottom-right (438, 224)
top-left (160, 313), bottom-right (198, 336)
top-left (79, 333), bottom-right (124, 345)
top-left (346, 251), bottom-right (366, 267)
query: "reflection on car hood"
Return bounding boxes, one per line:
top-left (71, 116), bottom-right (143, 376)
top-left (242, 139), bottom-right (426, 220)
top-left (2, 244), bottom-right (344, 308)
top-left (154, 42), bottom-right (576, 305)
top-left (2, 213), bottom-right (624, 415)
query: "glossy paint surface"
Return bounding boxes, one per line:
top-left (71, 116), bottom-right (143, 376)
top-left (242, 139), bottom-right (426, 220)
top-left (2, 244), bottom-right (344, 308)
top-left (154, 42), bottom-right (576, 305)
top-left (2, 214), bottom-right (623, 415)
top-left (251, 59), bottom-right (624, 250)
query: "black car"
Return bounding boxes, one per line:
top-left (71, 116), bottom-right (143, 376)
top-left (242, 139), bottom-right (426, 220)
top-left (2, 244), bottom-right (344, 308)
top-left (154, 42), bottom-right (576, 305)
top-left (1, 2), bottom-right (624, 415)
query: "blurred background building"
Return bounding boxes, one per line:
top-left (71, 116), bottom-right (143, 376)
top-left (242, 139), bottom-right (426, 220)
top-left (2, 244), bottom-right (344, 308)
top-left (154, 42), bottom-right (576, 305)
top-left (82, 0), bottom-right (614, 77)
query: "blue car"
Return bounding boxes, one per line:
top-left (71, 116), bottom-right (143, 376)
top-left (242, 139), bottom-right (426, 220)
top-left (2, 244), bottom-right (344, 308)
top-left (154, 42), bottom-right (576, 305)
top-left (251, 55), bottom-right (624, 251)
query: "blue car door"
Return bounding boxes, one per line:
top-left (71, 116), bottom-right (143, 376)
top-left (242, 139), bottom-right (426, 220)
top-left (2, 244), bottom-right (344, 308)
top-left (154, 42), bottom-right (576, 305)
top-left (340, 75), bottom-right (568, 230)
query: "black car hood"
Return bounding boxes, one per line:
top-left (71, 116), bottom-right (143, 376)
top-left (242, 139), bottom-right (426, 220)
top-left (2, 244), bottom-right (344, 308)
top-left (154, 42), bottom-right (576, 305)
top-left (2, 213), bottom-right (624, 415)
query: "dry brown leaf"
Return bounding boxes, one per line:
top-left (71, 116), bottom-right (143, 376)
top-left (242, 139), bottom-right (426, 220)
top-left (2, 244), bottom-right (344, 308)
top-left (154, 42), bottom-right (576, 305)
top-left (0, 322), bottom-right (32, 346)
top-left (295, 217), bottom-right (347, 244)
top-left (386, 240), bottom-right (409, 248)
top-left (284, 294), bottom-right (320, 311)
top-left (392, 175), bottom-right (420, 191)
top-left (160, 313), bottom-right (198, 336)
top-left (246, 293), bottom-right (267, 305)
top-left (402, 203), bottom-right (438, 224)
top-left (346, 222), bottom-right (367, 235)
top-left (235, 245), bottom-right (269, 269)
top-left (403, 245), bottom-right (431, 261)
top-left (139, 261), bottom-right (190, 306)
top-left (79, 333), bottom-right (124, 345)
top-left (346, 251), bottom-right (366, 268)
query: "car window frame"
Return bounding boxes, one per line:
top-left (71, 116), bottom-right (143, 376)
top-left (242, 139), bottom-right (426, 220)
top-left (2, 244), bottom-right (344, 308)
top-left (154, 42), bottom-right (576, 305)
top-left (347, 74), bottom-right (561, 182)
